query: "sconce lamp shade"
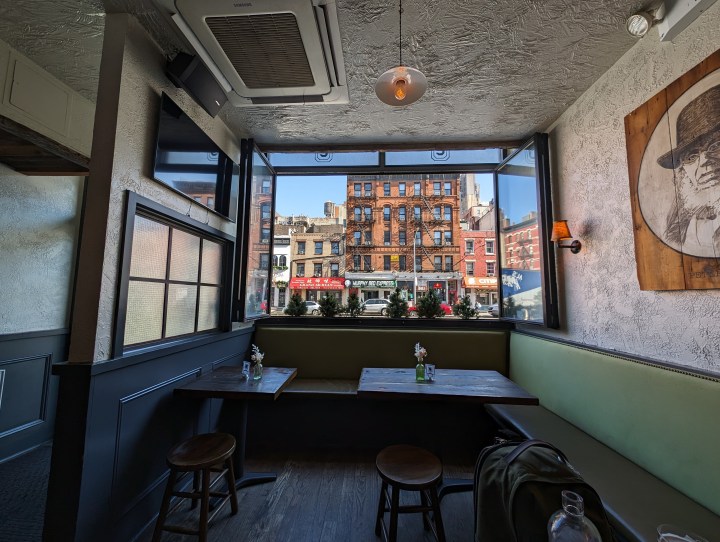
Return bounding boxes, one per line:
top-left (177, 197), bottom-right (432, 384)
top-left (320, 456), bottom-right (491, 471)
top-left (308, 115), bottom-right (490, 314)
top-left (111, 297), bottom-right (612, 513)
top-left (626, 12), bottom-right (653, 37)
top-left (551, 220), bottom-right (572, 242)
top-left (375, 66), bottom-right (427, 106)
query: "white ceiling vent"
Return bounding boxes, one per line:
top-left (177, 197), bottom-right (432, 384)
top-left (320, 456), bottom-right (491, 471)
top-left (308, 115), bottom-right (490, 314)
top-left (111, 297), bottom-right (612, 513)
top-left (172, 0), bottom-right (348, 106)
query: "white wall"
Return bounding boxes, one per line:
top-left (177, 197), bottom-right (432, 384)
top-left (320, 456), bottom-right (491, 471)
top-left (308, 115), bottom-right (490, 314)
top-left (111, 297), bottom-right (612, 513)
top-left (535, 2), bottom-right (720, 373)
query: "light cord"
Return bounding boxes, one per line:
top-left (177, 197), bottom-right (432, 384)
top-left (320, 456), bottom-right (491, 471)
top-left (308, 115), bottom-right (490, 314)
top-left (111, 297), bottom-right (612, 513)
top-left (399, 0), bottom-right (403, 66)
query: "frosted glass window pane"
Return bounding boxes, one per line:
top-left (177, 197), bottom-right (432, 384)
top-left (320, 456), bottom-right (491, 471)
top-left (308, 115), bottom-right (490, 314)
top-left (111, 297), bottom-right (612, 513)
top-left (201, 240), bottom-right (222, 285)
top-left (198, 286), bottom-right (220, 331)
top-left (129, 216), bottom-right (169, 279)
top-left (166, 284), bottom-right (197, 337)
top-left (169, 229), bottom-right (200, 282)
top-left (124, 281), bottom-right (165, 345)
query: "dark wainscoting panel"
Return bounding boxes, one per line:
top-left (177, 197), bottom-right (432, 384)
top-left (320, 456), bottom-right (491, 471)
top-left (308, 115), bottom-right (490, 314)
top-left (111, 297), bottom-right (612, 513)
top-left (44, 327), bottom-right (252, 542)
top-left (0, 329), bottom-right (68, 462)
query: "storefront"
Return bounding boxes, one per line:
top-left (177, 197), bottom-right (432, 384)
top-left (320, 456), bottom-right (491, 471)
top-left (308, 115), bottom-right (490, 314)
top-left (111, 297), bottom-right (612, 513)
top-left (344, 275), bottom-right (396, 301)
top-left (462, 276), bottom-right (498, 305)
top-left (288, 276), bottom-right (347, 304)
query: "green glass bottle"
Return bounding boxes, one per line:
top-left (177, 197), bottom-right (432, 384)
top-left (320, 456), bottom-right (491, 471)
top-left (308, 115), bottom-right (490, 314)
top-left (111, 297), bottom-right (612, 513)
top-left (416, 359), bottom-right (425, 382)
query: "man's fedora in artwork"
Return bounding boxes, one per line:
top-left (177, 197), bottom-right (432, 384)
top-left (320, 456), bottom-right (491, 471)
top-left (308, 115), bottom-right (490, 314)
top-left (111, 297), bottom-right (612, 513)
top-left (657, 85), bottom-right (720, 169)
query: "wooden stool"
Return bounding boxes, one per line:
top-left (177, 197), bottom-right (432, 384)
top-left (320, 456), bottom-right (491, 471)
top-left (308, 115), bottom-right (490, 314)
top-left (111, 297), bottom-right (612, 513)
top-left (374, 444), bottom-right (446, 542)
top-left (153, 433), bottom-right (239, 542)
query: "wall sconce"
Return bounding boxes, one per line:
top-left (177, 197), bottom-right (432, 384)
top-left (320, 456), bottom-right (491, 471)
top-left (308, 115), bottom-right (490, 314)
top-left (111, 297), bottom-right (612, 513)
top-left (626, 4), bottom-right (665, 38)
top-left (551, 220), bottom-right (582, 254)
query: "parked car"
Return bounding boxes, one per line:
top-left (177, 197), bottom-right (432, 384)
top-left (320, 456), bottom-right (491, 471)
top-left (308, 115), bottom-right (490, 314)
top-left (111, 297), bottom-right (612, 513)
top-left (362, 298), bottom-right (391, 315)
top-left (475, 303), bottom-right (490, 315)
top-left (489, 304), bottom-right (499, 317)
top-left (304, 300), bottom-right (321, 315)
top-left (409, 303), bottom-right (453, 316)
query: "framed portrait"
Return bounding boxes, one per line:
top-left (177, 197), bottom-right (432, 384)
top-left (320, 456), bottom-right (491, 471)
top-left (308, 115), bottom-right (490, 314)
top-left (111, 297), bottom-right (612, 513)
top-left (625, 48), bottom-right (720, 290)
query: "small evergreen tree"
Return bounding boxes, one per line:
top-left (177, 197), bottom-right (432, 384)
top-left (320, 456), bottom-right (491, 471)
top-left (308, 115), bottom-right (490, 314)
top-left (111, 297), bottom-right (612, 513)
top-left (453, 295), bottom-right (476, 319)
top-left (345, 292), bottom-right (364, 317)
top-left (318, 292), bottom-right (341, 317)
top-left (284, 293), bottom-right (307, 316)
top-left (416, 290), bottom-right (445, 318)
top-left (386, 288), bottom-right (409, 318)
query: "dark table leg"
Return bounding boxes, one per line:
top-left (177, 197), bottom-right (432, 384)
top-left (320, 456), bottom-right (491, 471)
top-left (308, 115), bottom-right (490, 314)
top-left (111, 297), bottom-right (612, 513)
top-left (438, 478), bottom-right (473, 500)
top-left (222, 399), bottom-right (277, 489)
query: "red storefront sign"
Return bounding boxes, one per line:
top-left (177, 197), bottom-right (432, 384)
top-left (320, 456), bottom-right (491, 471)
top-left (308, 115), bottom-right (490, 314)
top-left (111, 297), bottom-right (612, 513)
top-left (289, 277), bottom-right (346, 290)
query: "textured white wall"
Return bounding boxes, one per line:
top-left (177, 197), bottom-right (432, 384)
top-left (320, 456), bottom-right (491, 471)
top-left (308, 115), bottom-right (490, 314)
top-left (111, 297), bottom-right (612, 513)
top-left (533, 2), bottom-right (720, 373)
top-left (0, 165), bottom-right (83, 334)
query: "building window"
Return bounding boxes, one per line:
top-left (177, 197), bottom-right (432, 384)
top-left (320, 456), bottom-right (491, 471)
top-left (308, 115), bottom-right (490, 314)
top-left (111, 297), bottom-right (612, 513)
top-left (354, 207), bottom-right (361, 220)
top-left (466, 239), bottom-right (474, 254)
top-left (434, 256), bottom-right (442, 271)
top-left (415, 256), bottom-right (422, 271)
top-left (384, 182), bottom-right (391, 196)
top-left (297, 241), bottom-right (305, 255)
top-left (363, 255), bottom-right (372, 270)
top-left (414, 181), bottom-right (421, 195)
top-left (487, 261), bottom-right (496, 276)
top-left (384, 255), bottom-right (391, 270)
top-left (262, 179), bottom-right (271, 194)
top-left (364, 207), bottom-right (372, 220)
top-left (467, 261), bottom-right (475, 276)
top-left (434, 231), bottom-right (442, 246)
top-left (413, 206), bottom-right (421, 220)
top-left (261, 203), bottom-right (271, 220)
top-left (331, 241), bottom-right (340, 255)
top-left (444, 231), bottom-right (452, 245)
top-left (354, 183), bottom-right (361, 197)
top-left (261, 228), bottom-right (270, 243)
top-left (364, 230), bottom-right (372, 244)
top-left (398, 206), bottom-right (406, 221)
top-left (353, 255), bottom-right (361, 270)
top-left (433, 181), bottom-right (441, 195)
top-left (415, 230), bottom-right (422, 246)
top-left (399, 182), bottom-right (406, 196)
top-left (279, 255), bottom-right (286, 267)
top-left (273, 255), bottom-right (278, 266)
top-left (384, 206), bottom-right (391, 221)
top-left (331, 263), bottom-right (339, 277)
top-left (384, 229), bottom-right (391, 246)
top-left (296, 263), bottom-right (305, 277)
top-left (444, 205), bottom-right (452, 221)
top-left (433, 206), bottom-right (441, 220)
top-left (486, 239), bottom-right (495, 255)
top-left (315, 241), bottom-right (323, 254)
top-left (354, 231), bottom-right (361, 246)
top-left (364, 182), bottom-right (372, 197)
top-left (444, 181), bottom-right (452, 195)
top-left (314, 263), bottom-right (322, 276)
top-left (399, 255), bottom-right (406, 271)
top-left (399, 230), bottom-right (406, 246)
top-left (260, 253), bottom-right (270, 270)
top-left (207, 197), bottom-right (215, 207)
top-left (445, 256), bottom-right (453, 271)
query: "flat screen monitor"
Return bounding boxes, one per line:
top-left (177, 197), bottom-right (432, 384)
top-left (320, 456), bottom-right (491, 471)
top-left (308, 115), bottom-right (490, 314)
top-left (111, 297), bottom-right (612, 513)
top-left (153, 92), bottom-right (238, 221)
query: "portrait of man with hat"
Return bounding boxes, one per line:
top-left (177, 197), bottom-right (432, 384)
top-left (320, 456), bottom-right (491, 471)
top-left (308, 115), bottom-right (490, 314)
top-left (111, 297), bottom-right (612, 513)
top-left (656, 85), bottom-right (720, 253)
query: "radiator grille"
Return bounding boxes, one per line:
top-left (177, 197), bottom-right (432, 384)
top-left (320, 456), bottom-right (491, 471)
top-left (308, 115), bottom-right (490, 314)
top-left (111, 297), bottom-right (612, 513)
top-left (206, 13), bottom-right (316, 89)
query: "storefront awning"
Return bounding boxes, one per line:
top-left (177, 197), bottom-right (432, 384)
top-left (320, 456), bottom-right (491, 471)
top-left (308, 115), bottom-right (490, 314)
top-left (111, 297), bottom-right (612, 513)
top-left (463, 276), bottom-right (497, 290)
top-left (289, 277), bottom-right (346, 290)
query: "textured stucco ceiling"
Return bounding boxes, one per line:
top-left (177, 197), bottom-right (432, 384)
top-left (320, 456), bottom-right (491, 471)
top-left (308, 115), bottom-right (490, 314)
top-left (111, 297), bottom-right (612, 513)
top-left (0, 0), bottom-right (650, 147)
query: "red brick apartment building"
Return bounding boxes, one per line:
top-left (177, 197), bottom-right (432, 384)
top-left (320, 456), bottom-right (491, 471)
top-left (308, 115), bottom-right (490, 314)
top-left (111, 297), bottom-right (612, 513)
top-left (459, 230), bottom-right (498, 306)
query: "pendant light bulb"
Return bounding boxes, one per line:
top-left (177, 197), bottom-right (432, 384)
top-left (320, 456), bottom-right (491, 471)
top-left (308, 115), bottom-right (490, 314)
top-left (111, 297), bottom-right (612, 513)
top-left (394, 78), bottom-right (407, 101)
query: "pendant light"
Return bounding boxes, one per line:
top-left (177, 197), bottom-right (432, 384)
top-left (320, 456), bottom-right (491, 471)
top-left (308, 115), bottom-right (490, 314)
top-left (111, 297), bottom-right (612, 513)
top-left (375, 0), bottom-right (427, 106)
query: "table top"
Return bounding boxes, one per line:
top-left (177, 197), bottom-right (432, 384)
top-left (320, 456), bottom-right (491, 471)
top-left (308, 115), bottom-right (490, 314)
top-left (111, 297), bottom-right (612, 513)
top-left (357, 368), bottom-right (539, 405)
top-left (174, 366), bottom-right (297, 400)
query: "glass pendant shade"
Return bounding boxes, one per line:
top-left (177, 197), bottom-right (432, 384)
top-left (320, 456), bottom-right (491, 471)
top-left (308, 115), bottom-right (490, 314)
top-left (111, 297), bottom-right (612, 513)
top-left (626, 12), bottom-right (652, 37)
top-left (375, 66), bottom-right (427, 106)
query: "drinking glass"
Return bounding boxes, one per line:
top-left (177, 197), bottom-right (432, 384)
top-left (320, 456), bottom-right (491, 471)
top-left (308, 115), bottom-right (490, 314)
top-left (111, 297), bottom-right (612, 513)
top-left (657, 524), bottom-right (709, 542)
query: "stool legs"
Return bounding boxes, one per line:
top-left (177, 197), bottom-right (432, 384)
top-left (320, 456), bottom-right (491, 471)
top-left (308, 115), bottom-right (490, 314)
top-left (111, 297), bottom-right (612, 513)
top-left (375, 480), bottom-right (388, 536)
top-left (153, 470), bottom-right (177, 542)
top-left (375, 482), bottom-right (446, 542)
top-left (428, 486), bottom-right (446, 542)
top-left (225, 457), bottom-right (239, 514)
top-left (199, 467), bottom-right (210, 542)
top-left (388, 485), bottom-right (400, 542)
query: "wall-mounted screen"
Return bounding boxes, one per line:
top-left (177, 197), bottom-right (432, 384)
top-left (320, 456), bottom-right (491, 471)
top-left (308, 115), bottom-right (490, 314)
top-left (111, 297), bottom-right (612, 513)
top-left (153, 93), bottom-right (238, 221)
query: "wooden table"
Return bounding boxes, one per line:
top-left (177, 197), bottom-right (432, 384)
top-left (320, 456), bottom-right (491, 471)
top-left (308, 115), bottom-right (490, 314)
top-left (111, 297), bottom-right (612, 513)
top-left (175, 366), bottom-right (297, 490)
top-left (358, 368), bottom-right (538, 498)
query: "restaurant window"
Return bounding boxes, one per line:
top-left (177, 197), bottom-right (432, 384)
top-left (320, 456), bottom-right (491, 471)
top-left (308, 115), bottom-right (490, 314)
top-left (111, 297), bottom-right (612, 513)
top-left (445, 256), bottom-right (453, 271)
top-left (466, 239), bottom-right (474, 254)
top-left (364, 182), bottom-right (372, 196)
top-left (313, 263), bottom-right (322, 276)
top-left (434, 231), bottom-right (442, 246)
top-left (444, 231), bottom-right (452, 245)
top-left (383, 206), bottom-right (391, 221)
top-left (487, 262), bottom-right (495, 276)
top-left (434, 256), bottom-right (442, 271)
top-left (413, 205), bottom-right (421, 220)
top-left (260, 253), bottom-right (270, 270)
top-left (354, 183), bottom-right (361, 197)
top-left (399, 182), bottom-right (406, 196)
top-left (354, 207), bottom-right (361, 220)
top-left (467, 261), bottom-right (475, 276)
top-left (331, 241), bottom-right (340, 255)
top-left (297, 241), bottom-right (305, 255)
top-left (384, 182), bottom-right (391, 196)
top-left (384, 229), bottom-right (391, 246)
top-left (433, 206), bottom-right (441, 220)
top-left (415, 256), bottom-right (422, 271)
top-left (486, 239), bottom-right (495, 255)
top-left (314, 241), bottom-right (323, 254)
top-left (444, 205), bottom-right (452, 221)
top-left (414, 181), bottom-right (421, 195)
top-left (444, 181), bottom-right (452, 195)
top-left (399, 230), bottom-right (406, 246)
top-left (433, 181), bottom-right (441, 195)
top-left (384, 255), bottom-right (391, 270)
top-left (399, 255), bottom-right (406, 271)
top-left (296, 263), bottom-right (305, 277)
top-left (363, 255), bottom-right (372, 270)
top-left (115, 194), bottom-right (232, 355)
top-left (331, 263), bottom-right (339, 277)
top-left (398, 206), bottom-right (406, 221)
top-left (354, 231), bottom-right (361, 245)
top-left (353, 255), bottom-right (361, 270)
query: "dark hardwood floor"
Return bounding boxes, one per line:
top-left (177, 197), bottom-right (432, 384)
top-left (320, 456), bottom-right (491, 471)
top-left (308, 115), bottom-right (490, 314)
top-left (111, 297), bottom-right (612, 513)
top-left (146, 450), bottom-right (475, 542)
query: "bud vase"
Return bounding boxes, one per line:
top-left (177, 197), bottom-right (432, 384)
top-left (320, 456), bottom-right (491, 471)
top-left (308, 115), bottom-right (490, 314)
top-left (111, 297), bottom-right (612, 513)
top-left (253, 362), bottom-right (263, 380)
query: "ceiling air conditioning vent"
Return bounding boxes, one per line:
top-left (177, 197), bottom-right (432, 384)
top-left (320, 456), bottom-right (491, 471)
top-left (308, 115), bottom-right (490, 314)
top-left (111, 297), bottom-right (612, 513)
top-left (172, 0), bottom-right (348, 106)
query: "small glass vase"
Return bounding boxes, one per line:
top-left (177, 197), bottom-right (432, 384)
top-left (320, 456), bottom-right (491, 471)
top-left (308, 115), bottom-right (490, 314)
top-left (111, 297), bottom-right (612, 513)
top-left (253, 362), bottom-right (263, 380)
top-left (415, 359), bottom-right (425, 382)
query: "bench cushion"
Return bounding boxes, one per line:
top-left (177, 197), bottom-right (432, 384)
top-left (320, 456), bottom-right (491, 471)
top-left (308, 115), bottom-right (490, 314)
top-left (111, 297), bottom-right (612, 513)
top-left (509, 332), bottom-right (720, 518)
top-left (486, 404), bottom-right (720, 542)
top-left (254, 327), bottom-right (508, 379)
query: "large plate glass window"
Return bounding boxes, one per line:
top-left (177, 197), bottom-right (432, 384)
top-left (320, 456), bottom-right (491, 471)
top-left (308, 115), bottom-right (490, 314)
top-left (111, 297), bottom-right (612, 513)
top-left (494, 134), bottom-right (558, 327)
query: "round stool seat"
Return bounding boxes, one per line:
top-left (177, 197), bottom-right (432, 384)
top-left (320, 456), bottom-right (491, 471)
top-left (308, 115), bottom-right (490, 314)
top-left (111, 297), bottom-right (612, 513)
top-left (376, 444), bottom-right (442, 489)
top-left (167, 432), bottom-right (236, 470)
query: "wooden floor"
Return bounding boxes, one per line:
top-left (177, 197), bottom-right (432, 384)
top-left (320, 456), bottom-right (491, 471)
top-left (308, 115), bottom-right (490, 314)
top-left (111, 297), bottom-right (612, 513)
top-left (146, 450), bottom-right (475, 542)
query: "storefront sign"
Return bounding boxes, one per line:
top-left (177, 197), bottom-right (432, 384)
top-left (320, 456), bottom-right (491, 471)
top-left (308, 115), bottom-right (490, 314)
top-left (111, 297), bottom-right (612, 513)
top-left (273, 238), bottom-right (290, 245)
top-left (289, 277), bottom-right (346, 290)
top-left (463, 276), bottom-right (498, 289)
top-left (346, 279), bottom-right (397, 289)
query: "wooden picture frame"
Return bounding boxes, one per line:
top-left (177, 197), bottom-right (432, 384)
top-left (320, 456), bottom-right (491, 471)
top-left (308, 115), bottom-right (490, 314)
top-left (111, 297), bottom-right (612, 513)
top-left (625, 48), bottom-right (720, 290)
